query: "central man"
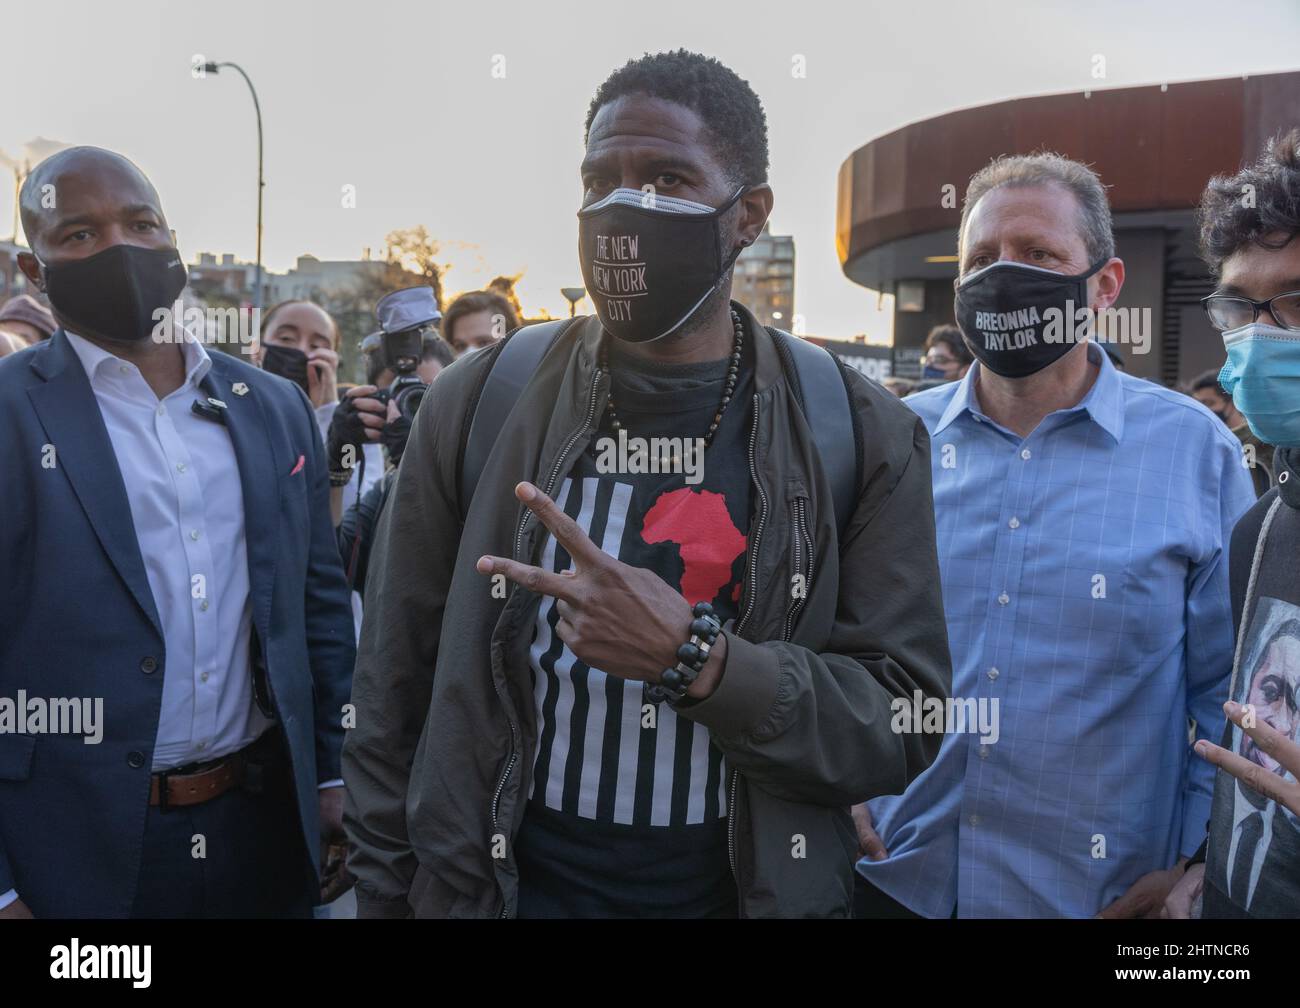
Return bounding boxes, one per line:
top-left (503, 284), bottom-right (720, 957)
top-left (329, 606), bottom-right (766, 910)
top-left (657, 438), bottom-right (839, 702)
top-left (343, 50), bottom-right (951, 918)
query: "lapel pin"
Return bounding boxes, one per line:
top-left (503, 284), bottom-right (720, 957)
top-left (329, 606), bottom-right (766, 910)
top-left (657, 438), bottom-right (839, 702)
top-left (232, 382), bottom-right (249, 397)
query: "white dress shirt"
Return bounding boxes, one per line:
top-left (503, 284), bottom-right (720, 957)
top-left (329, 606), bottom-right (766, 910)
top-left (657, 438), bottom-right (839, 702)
top-left (65, 329), bottom-right (272, 771)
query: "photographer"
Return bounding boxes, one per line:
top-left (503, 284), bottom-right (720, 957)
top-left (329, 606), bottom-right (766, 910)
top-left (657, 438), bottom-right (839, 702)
top-left (332, 288), bottom-right (452, 592)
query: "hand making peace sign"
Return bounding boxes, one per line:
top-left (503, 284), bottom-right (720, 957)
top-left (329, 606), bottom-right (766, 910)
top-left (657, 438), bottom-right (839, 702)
top-left (476, 481), bottom-right (728, 698)
top-left (1196, 700), bottom-right (1300, 817)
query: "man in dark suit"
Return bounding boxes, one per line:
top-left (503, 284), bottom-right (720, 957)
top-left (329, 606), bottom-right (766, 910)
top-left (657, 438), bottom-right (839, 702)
top-left (0, 147), bottom-right (355, 918)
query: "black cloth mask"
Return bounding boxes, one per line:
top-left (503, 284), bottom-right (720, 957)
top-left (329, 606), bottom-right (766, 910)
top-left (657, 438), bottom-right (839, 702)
top-left (261, 343), bottom-right (310, 394)
top-left (954, 259), bottom-right (1106, 378)
top-left (577, 186), bottom-right (747, 344)
top-left (41, 244), bottom-right (187, 344)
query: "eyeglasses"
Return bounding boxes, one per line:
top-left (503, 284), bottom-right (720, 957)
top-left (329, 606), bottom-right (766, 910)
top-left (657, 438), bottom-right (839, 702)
top-left (923, 353), bottom-right (956, 367)
top-left (1200, 290), bottom-right (1300, 332)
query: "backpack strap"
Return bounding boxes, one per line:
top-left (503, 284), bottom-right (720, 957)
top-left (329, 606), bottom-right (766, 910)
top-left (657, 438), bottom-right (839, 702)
top-left (460, 318), bottom-right (857, 539)
top-left (459, 318), bottom-right (576, 520)
top-left (768, 328), bottom-right (857, 539)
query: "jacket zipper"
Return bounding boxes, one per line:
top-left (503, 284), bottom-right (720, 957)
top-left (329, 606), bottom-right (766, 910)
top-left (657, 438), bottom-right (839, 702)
top-left (513, 368), bottom-right (604, 559)
top-left (734, 395), bottom-right (768, 639)
top-left (781, 497), bottom-right (813, 641)
top-left (728, 394), bottom-right (769, 913)
top-left (493, 366), bottom-right (604, 917)
top-left (489, 702), bottom-right (518, 919)
top-left (727, 767), bottom-right (739, 875)
top-left (729, 396), bottom-right (814, 913)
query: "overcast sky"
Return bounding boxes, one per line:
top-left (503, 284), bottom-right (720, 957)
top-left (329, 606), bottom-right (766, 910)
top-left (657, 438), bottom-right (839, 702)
top-left (5, 0), bottom-right (1298, 340)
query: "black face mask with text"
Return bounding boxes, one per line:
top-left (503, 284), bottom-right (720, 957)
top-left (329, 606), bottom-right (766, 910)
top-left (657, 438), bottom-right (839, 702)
top-left (577, 186), bottom-right (747, 344)
top-left (954, 259), bottom-right (1106, 378)
top-left (41, 244), bottom-right (187, 344)
top-left (261, 343), bottom-right (311, 395)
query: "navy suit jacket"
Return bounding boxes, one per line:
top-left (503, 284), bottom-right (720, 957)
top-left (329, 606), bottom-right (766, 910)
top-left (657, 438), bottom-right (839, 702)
top-left (0, 331), bottom-right (356, 918)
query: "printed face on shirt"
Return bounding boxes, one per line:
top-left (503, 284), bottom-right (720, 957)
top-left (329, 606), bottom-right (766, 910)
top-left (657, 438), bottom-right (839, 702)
top-left (1241, 625), bottom-right (1300, 775)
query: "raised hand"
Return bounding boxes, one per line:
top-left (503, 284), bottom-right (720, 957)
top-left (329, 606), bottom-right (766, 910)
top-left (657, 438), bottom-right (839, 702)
top-left (476, 482), bottom-right (727, 697)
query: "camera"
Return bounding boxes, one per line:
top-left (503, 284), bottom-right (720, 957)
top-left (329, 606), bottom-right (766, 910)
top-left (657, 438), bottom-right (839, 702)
top-left (375, 325), bottom-right (429, 422)
top-left (372, 286), bottom-right (443, 422)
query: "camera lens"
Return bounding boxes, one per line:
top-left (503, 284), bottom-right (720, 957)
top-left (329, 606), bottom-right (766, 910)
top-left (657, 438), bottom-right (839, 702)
top-left (394, 382), bottom-right (425, 421)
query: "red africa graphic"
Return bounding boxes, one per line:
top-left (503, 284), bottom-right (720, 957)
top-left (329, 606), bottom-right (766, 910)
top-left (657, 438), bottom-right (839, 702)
top-left (641, 487), bottom-right (747, 606)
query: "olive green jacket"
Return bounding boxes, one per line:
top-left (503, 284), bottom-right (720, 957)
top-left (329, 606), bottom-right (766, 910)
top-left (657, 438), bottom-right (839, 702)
top-left (342, 303), bottom-right (952, 918)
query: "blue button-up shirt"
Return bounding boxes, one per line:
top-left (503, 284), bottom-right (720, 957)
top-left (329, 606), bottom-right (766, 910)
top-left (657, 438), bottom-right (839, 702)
top-left (859, 346), bottom-right (1255, 918)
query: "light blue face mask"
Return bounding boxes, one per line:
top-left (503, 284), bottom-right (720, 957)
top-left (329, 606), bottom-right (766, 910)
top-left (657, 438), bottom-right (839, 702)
top-left (1219, 321), bottom-right (1300, 448)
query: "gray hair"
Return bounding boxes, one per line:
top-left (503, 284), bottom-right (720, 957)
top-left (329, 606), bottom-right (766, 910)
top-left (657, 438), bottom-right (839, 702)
top-left (958, 151), bottom-right (1115, 266)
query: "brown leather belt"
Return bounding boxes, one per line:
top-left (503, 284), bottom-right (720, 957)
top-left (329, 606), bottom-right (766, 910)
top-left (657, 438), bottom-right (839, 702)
top-left (149, 738), bottom-right (273, 810)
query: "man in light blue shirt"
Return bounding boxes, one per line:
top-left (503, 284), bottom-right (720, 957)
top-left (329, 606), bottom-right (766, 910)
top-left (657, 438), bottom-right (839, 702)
top-left (854, 152), bottom-right (1256, 918)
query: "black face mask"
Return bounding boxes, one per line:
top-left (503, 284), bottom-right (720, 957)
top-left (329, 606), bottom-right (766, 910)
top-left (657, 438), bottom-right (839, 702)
top-left (261, 343), bottom-right (310, 394)
top-left (41, 244), bottom-right (187, 344)
top-left (577, 186), bottom-right (747, 343)
top-left (954, 259), bottom-right (1106, 378)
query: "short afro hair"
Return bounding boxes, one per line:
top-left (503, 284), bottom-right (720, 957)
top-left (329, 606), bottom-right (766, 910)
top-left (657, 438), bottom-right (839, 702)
top-left (1199, 127), bottom-right (1300, 273)
top-left (584, 49), bottom-right (769, 189)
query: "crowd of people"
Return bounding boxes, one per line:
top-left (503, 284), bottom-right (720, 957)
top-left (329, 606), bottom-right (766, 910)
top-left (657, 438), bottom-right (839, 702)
top-left (0, 48), bottom-right (1297, 920)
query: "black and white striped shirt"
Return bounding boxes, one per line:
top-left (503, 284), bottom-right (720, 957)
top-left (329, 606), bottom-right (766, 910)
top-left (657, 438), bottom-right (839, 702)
top-left (528, 475), bottom-right (732, 826)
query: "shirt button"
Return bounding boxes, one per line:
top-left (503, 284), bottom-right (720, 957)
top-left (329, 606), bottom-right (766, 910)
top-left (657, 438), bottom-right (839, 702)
top-left (140, 656), bottom-right (158, 674)
top-left (119, 365), bottom-right (130, 375)
top-left (997, 592), bottom-right (1010, 605)
top-left (1020, 448), bottom-right (1031, 460)
top-left (176, 462), bottom-right (187, 473)
top-left (156, 404), bottom-right (165, 416)
top-left (969, 814), bottom-right (980, 827)
top-left (200, 599), bottom-right (210, 611)
top-left (978, 745), bottom-right (990, 759)
top-left (189, 529), bottom-right (201, 541)
top-left (196, 740), bottom-right (207, 751)
top-left (1008, 517), bottom-right (1020, 529)
top-left (200, 671), bottom-right (210, 683)
top-left (126, 751), bottom-right (146, 768)
top-left (988, 667), bottom-right (1000, 681)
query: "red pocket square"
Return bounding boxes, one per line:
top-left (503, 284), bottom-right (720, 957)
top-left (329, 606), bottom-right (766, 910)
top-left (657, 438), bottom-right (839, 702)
top-left (290, 454), bottom-right (305, 476)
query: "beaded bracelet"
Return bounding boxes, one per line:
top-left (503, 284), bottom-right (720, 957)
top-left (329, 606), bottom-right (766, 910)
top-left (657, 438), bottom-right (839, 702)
top-left (645, 601), bottom-right (722, 705)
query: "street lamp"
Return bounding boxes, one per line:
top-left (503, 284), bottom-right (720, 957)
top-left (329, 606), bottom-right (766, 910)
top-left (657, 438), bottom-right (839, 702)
top-left (201, 61), bottom-right (264, 322)
top-left (560, 287), bottom-right (586, 318)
